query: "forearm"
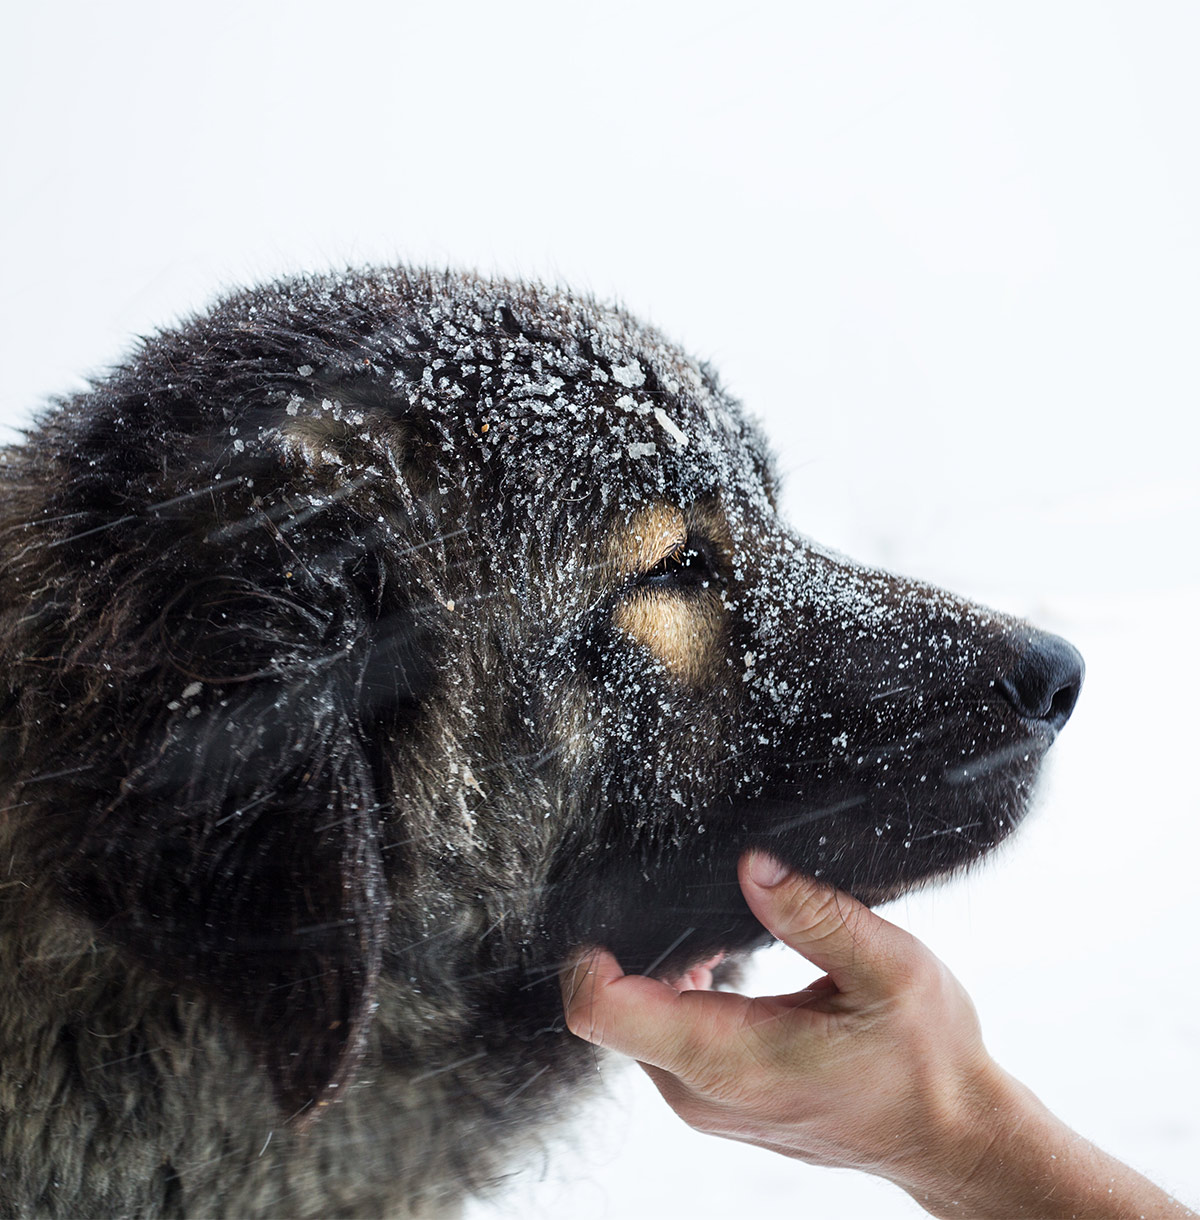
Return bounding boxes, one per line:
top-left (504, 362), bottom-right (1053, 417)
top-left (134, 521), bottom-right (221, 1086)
top-left (897, 1063), bottom-right (1196, 1220)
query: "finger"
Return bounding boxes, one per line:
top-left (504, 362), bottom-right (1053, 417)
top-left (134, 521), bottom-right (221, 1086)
top-left (738, 852), bottom-right (920, 998)
top-left (560, 947), bottom-right (748, 1073)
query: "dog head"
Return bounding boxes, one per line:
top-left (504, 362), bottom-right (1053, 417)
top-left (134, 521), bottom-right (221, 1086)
top-left (0, 268), bottom-right (1081, 1115)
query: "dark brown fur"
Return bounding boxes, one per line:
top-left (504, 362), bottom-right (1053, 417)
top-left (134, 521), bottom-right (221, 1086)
top-left (0, 268), bottom-right (1078, 1218)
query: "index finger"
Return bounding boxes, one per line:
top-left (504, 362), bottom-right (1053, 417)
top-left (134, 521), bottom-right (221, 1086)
top-left (560, 948), bottom-right (751, 1074)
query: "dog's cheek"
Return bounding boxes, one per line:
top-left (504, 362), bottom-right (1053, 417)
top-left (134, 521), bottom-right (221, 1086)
top-left (612, 589), bottom-right (726, 688)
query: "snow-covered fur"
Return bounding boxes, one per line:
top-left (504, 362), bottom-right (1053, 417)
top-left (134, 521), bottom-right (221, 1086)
top-left (0, 269), bottom-right (1079, 1218)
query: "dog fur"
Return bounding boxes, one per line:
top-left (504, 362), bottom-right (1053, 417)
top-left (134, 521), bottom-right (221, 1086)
top-left (0, 268), bottom-right (1079, 1218)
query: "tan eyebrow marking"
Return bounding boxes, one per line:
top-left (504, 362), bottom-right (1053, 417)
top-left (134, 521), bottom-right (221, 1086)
top-left (684, 498), bottom-right (735, 564)
top-left (605, 503), bottom-right (688, 576)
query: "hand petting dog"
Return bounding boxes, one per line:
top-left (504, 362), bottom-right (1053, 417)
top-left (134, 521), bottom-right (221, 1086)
top-left (562, 853), bottom-right (1195, 1220)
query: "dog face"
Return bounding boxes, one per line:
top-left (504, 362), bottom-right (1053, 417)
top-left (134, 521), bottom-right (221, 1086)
top-left (0, 268), bottom-right (1081, 1120)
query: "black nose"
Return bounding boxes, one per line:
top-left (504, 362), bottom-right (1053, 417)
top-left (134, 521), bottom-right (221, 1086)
top-left (999, 632), bottom-right (1085, 731)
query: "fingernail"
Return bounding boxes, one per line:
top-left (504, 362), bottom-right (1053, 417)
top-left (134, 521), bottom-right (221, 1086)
top-left (747, 851), bottom-right (790, 888)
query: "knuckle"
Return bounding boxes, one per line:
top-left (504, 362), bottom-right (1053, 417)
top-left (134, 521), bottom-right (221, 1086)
top-left (889, 943), bottom-right (954, 1003)
top-left (671, 1023), bottom-right (742, 1093)
top-left (782, 884), bottom-right (848, 942)
top-left (671, 1029), bottom-right (719, 1085)
top-left (890, 951), bottom-right (939, 996)
top-left (785, 887), bottom-right (878, 964)
top-left (680, 1034), bottom-right (765, 1104)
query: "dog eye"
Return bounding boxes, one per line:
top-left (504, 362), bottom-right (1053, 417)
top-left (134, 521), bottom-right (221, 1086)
top-left (637, 541), bottom-right (714, 590)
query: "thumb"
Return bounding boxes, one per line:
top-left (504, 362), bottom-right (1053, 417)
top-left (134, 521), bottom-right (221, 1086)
top-left (738, 852), bottom-right (915, 998)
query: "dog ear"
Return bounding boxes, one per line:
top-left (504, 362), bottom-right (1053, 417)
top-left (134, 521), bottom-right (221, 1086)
top-left (61, 672), bottom-right (391, 1116)
top-left (6, 442), bottom-right (439, 1117)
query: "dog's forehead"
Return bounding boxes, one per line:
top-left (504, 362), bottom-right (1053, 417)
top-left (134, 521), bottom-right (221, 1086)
top-left (274, 269), bottom-right (777, 513)
top-left (388, 276), bottom-right (770, 501)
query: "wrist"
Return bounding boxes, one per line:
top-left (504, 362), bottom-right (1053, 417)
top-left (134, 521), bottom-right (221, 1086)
top-left (892, 1059), bottom-right (1196, 1220)
top-left (889, 1055), bottom-right (1054, 1217)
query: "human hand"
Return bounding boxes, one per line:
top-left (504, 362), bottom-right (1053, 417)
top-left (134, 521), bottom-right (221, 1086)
top-left (561, 852), bottom-right (992, 1195)
top-left (561, 853), bottom-right (1196, 1219)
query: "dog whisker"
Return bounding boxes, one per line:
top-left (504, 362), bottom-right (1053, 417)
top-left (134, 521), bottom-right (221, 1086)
top-left (410, 1049), bottom-right (488, 1085)
top-left (767, 795), bottom-right (870, 835)
top-left (87, 1048), bottom-right (160, 1071)
top-left (637, 926), bottom-right (697, 977)
top-left (501, 1064), bottom-right (551, 1105)
top-left (868, 684), bottom-right (915, 702)
top-left (943, 741), bottom-right (1040, 785)
top-left (144, 476), bottom-right (246, 513)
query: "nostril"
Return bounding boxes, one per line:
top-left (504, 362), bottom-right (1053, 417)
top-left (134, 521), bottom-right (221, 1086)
top-left (1046, 679), bottom-right (1081, 726)
top-left (999, 632), bottom-right (1085, 732)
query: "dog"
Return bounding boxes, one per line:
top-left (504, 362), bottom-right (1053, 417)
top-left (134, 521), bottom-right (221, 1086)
top-left (0, 267), bottom-right (1082, 1218)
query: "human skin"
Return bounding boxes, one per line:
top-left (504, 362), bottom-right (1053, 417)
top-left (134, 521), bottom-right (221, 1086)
top-left (561, 853), bottom-right (1197, 1219)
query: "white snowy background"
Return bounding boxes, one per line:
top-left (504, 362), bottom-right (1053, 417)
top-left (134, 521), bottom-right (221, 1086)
top-left (2, 3), bottom-right (1197, 1216)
